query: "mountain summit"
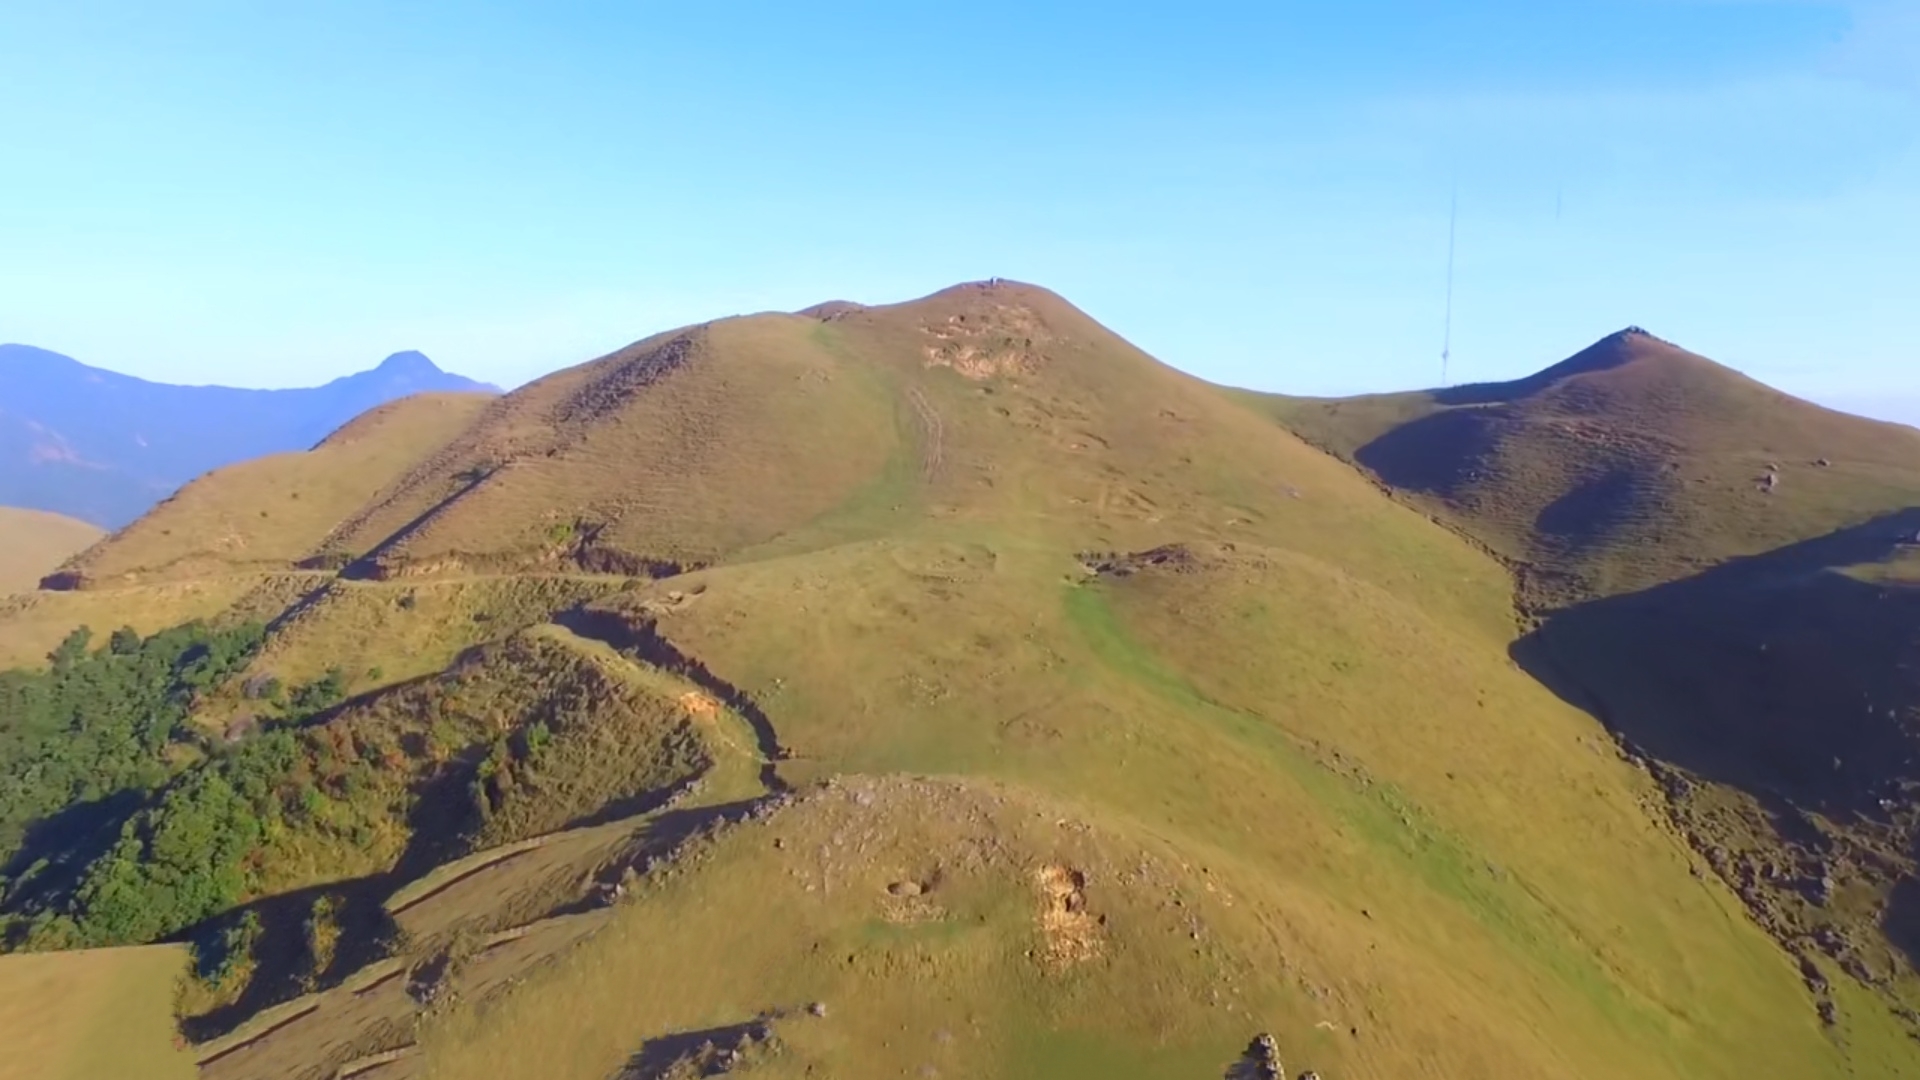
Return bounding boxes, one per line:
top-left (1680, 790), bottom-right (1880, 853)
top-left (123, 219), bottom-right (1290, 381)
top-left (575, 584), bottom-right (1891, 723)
top-left (0, 345), bottom-right (498, 528)
top-left (368, 349), bottom-right (457, 382)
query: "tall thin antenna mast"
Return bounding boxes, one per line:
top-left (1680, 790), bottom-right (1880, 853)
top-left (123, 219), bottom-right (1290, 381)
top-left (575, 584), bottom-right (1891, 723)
top-left (1442, 190), bottom-right (1457, 387)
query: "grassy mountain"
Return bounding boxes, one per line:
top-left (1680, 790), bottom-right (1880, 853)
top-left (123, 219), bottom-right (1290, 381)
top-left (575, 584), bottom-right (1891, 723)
top-left (0, 509), bottom-right (101, 597)
top-left (1249, 327), bottom-right (1920, 1049)
top-left (1253, 328), bottom-right (1920, 607)
top-left (0, 345), bottom-right (499, 529)
top-left (3, 291), bottom-right (1914, 1080)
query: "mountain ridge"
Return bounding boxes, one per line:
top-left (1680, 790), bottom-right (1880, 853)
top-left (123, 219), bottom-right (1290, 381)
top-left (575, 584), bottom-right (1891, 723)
top-left (5, 286), bottom-right (1920, 1079)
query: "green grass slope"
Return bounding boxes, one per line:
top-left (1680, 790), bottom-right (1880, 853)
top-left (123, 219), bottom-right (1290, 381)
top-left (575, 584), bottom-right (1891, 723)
top-left (0, 509), bottom-right (102, 598)
top-left (0, 288), bottom-right (1907, 1079)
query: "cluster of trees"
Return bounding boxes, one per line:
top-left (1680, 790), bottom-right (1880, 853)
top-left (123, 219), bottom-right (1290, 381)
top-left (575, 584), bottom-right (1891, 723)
top-left (0, 622), bottom-right (264, 864)
top-left (0, 622), bottom-right (351, 950)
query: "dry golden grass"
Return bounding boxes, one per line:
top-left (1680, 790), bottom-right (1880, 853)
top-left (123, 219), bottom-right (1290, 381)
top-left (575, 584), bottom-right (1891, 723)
top-left (0, 944), bottom-right (196, 1080)
top-left (234, 573), bottom-right (632, 695)
top-left (318, 318), bottom-right (900, 578)
top-left (0, 507), bottom-right (101, 597)
top-left (0, 573), bottom-right (274, 668)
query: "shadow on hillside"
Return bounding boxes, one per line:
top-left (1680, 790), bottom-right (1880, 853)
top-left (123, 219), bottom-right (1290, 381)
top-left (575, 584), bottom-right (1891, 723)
top-left (1352, 395), bottom-right (1672, 564)
top-left (178, 761), bottom-right (484, 1041)
top-left (336, 469), bottom-right (493, 581)
top-left (179, 780), bottom-right (778, 1043)
top-left (1511, 506), bottom-right (1920, 963)
top-left (1530, 467), bottom-right (1663, 559)
top-left (0, 790), bottom-right (145, 935)
top-left (613, 1017), bottom-right (776, 1079)
top-left (538, 796), bottom-right (775, 922)
top-left (1353, 407), bottom-right (1500, 498)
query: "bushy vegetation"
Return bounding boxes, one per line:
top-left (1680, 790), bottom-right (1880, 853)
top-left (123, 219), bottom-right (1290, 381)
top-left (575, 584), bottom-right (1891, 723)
top-left (456, 635), bottom-right (712, 849)
top-left (0, 622), bottom-right (366, 950)
top-left (47, 731), bottom-right (301, 947)
top-left (0, 621), bottom-right (264, 868)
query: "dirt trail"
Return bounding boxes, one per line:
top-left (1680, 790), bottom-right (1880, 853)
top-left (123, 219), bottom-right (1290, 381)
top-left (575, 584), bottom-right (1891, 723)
top-left (907, 386), bottom-right (944, 483)
top-left (193, 620), bottom-right (788, 1080)
top-left (552, 607), bottom-right (789, 793)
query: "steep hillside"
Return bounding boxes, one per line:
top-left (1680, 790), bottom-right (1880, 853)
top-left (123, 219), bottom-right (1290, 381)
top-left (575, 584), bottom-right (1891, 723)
top-left (1, 289), bottom-right (1910, 1080)
top-left (45, 392), bottom-right (493, 589)
top-left (312, 319), bottom-right (903, 579)
top-left (0, 345), bottom-right (498, 529)
top-left (0, 392), bottom-right (492, 670)
top-left (0, 509), bottom-right (101, 597)
top-left (1250, 328), bottom-right (1920, 1046)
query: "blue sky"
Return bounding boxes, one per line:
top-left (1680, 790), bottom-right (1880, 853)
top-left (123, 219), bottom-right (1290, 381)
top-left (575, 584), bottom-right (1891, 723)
top-left (2, 1), bottom-right (1915, 419)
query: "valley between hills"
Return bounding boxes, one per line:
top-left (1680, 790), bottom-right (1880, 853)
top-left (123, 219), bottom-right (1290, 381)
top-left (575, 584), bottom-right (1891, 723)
top-left (3, 282), bottom-right (1920, 1079)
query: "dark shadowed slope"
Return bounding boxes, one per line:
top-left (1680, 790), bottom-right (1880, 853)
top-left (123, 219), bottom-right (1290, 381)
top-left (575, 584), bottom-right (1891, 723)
top-left (0, 345), bottom-right (499, 529)
top-left (1509, 510), bottom-right (1920, 1031)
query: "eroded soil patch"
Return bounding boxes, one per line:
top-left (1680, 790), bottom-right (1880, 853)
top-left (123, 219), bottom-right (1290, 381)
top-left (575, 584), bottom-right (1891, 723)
top-left (1034, 863), bottom-right (1103, 969)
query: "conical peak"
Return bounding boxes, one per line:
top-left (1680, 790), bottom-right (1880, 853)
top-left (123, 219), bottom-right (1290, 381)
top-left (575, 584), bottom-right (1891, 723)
top-left (376, 350), bottom-right (440, 376)
top-left (1533, 326), bottom-right (1702, 383)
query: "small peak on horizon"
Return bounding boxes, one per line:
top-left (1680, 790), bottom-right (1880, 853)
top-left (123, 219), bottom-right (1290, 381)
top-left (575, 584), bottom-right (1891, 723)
top-left (959, 276), bottom-right (1039, 293)
top-left (1598, 326), bottom-right (1702, 357)
top-left (797, 300), bottom-right (866, 321)
top-left (376, 350), bottom-right (441, 375)
top-left (912, 277), bottom-right (1068, 310)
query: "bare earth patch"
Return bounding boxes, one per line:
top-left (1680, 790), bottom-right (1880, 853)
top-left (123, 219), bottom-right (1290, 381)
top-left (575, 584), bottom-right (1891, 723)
top-left (1034, 863), bottom-right (1102, 969)
top-left (920, 302), bottom-right (1054, 380)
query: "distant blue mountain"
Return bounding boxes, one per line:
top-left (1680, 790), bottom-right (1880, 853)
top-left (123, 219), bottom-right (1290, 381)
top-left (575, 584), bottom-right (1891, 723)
top-left (0, 345), bottom-right (499, 528)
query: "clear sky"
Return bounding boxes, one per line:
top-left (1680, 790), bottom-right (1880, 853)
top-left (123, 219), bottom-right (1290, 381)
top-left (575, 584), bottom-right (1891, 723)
top-left (2, 1), bottom-right (1915, 419)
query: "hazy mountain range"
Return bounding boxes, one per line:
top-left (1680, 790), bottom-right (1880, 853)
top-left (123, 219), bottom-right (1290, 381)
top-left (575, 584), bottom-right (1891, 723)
top-left (0, 344), bottom-right (497, 528)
